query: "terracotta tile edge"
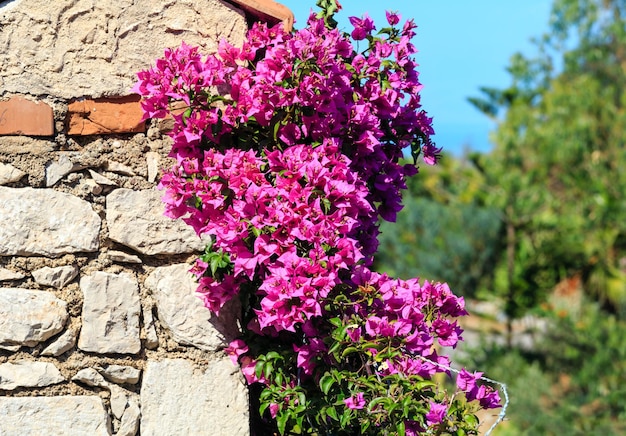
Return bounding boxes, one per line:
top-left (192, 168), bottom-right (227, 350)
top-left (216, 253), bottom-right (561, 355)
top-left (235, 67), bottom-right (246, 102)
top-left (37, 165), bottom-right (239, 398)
top-left (229, 0), bottom-right (295, 32)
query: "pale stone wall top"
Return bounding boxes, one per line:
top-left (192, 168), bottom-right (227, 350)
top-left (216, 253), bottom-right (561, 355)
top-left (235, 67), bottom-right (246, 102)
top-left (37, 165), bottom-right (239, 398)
top-left (141, 358), bottom-right (248, 436)
top-left (78, 271), bottom-right (142, 355)
top-left (0, 396), bottom-right (111, 435)
top-left (0, 288), bottom-right (68, 347)
top-left (145, 264), bottom-right (240, 351)
top-left (0, 0), bottom-right (247, 98)
top-left (106, 188), bottom-right (206, 255)
top-left (0, 187), bottom-right (101, 257)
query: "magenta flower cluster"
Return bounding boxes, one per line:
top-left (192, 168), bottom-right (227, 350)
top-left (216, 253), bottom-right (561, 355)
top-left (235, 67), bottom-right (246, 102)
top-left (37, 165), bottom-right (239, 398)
top-left (134, 9), bottom-right (499, 434)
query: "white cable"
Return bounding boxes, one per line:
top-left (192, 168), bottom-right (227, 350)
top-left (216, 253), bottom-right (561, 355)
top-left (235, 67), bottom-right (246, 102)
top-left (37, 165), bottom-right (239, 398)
top-left (415, 355), bottom-right (509, 436)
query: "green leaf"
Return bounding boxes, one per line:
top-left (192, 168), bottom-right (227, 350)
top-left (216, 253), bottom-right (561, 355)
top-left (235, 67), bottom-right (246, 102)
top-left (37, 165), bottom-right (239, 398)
top-left (341, 346), bottom-right (359, 358)
top-left (340, 408), bottom-right (352, 428)
top-left (463, 413), bottom-right (478, 428)
top-left (263, 361), bottom-right (273, 379)
top-left (321, 197), bottom-right (332, 214)
top-left (328, 341), bottom-right (342, 359)
top-left (396, 420), bottom-right (406, 436)
top-left (326, 406), bottom-right (339, 421)
top-left (298, 392), bottom-right (306, 407)
top-left (411, 380), bottom-right (436, 390)
top-left (328, 317), bottom-right (342, 328)
top-left (402, 397), bottom-right (412, 417)
top-left (320, 374), bottom-right (335, 395)
top-left (367, 397), bottom-right (389, 412)
top-left (360, 420), bottom-right (371, 433)
top-left (255, 360), bottom-right (265, 379)
top-left (210, 256), bottom-right (220, 276)
top-left (265, 351), bottom-right (282, 361)
top-left (360, 341), bottom-right (381, 351)
top-left (276, 411), bottom-right (289, 435)
top-left (259, 402), bottom-right (270, 417)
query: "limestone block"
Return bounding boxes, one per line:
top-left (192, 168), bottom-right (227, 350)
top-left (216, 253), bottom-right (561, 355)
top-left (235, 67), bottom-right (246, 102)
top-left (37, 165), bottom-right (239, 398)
top-left (117, 398), bottom-right (140, 436)
top-left (0, 0), bottom-right (247, 98)
top-left (0, 396), bottom-right (111, 435)
top-left (72, 367), bottom-right (140, 434)
top-left (41, 326), bottom-right (78, 357)
top-left (98, 365), bottom-right (141, 385)
top-left (0, 360), bottom-right (65, 390)
top-left (31, 265), bottom-right (79, 289)
top-left (145, 264), bottom-right (239, 351)
top-left (0, 187), bottom-right (101, 257)
top-left (106, 250), bottom-right (142, 264)
top-left (104, 160), bottom-right (135, 176)
top-left (89, 169), bottom-right (117, 187)
top-left (109, 384), bottom-right (130, 419)
top-left (140, 358), bottom-right (249, 436)
top-left (45, 152), bottom-right (86, 187)
top-left (146, 151), bottom-right (160, 183)
top-left (142, 305), bottom-right (159, 350)
top-left (72, 367), bottom-right (108, 388)
top-left (78, 272), bottom-right (141, 354)
top-left (0, 162), bottom-right (26, 185)
top-left (0, 268), bottom-right (25, 281)
top-left (0, 288), bottom-right (68, 347)
top-left (106, 188), bottom-right (205, 255)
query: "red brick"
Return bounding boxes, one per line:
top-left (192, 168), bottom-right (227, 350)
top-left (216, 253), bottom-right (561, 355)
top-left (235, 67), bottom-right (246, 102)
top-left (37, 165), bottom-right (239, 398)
top-left (0, 96), bottom-right (54, 136)
top-left (231, 0), bottom-right (294, 31)
top-left (67, 95), bottom-right (146, 135)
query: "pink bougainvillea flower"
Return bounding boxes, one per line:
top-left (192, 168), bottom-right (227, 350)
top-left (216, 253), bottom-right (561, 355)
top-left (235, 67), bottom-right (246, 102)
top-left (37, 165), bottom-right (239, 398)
top-left (349, 14), bottom-right (375, 40)
top-left (457, 369), bottom-right (482, 392)
top-left (456, 369), bottom-right (501, 409)
top-left (425, 401), bottom-right (447, 426)
top-left (344, 392), bottom-right (366, 410)
top-left (479, 388), bottom-right (502, 409)
top-left (269, 403), bottom-right (280, 419)
top-left (225, 339), bottom-right (249, 366)
top-left (386, 10), bottom-right (401, 26)
top-left (133, 9), bottom-right (501, 433)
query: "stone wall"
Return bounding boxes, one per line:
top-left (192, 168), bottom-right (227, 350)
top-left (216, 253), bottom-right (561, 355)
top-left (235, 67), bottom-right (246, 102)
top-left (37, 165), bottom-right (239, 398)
top-left (0, 0), bottom-right (288, 434)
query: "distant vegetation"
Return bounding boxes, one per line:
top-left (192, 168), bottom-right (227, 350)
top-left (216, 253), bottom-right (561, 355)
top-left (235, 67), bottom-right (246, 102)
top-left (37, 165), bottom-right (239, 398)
top-left (375, 0), bottom-right (626, 433)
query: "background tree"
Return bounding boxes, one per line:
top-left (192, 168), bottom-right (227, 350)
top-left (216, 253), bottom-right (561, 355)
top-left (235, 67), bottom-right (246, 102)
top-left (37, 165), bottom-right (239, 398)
top-left (375, 154), bottom-right (502, 300)
top-left (459, 0), bottom-right (626, 433)
top-left (376, 1), bottom-right (626, 432)
top-left (469, 0), bottom-right (626, 323)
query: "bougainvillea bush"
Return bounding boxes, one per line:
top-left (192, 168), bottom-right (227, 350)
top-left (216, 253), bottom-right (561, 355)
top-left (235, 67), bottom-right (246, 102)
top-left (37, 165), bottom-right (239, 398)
top-left (134, 2), bottom-right (501, 434)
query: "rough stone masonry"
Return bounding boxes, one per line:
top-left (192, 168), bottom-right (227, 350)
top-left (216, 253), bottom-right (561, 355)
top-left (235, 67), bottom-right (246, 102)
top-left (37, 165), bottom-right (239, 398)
top-left (0, 0), bottom-right (291, 434)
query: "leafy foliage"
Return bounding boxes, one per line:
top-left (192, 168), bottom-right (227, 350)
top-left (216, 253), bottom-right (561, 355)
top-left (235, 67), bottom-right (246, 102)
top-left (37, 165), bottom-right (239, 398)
top-left (464, 303), bottom-right (626, 435)
top-left (469, 0), bottom-right (626, 319)
top-left (376, 156), bottom-right (502, 299)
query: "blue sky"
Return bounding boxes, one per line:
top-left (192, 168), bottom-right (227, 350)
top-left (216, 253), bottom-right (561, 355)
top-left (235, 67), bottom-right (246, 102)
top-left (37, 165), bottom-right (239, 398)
top-left (278, 1), bottom-right (553, 155)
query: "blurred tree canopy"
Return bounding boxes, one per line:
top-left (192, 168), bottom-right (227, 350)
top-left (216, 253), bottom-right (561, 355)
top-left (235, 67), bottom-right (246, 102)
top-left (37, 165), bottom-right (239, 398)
top-left (466, 302), bottom-right (626, 435)
top-left (376, 0), bottom-right (626, 344)
top-left (375, 155), bottom-right (502, 299)
top-left (374, 0), bottom-right (626, 432)
top-left (471, 0), bottom-right (626, 319)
